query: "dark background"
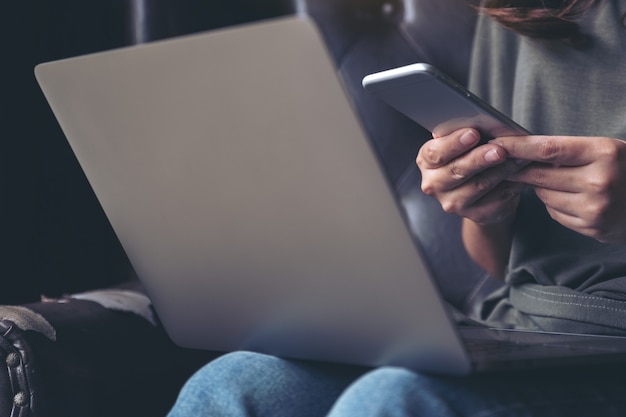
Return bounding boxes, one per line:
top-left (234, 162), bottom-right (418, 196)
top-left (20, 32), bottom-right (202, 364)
top-left (1, 0), bottom-right (294, 303)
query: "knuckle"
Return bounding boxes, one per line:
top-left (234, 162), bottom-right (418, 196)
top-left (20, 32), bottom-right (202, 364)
top-left (537, 139), bottom-right (562, 161)
top-left (421, 146), bottom-right (444, 166)
top-left (448, 160), bottom-right (468, 181)
top-left (600, 140), bottom-right (621, 161)
top-left (529, 169), bottom-right (548, 187)
top-left (596, 138), bottom-right (622, 162)
top-left (472, 176), bottom-right (494, 193)
top-left (586, 197), bottom-right (611, 220)
top-left (419, 175), bottom-right (437, 196)
top-left (500, 184), bottom-right (522, 201)
top-left (420, 181), bottom-right (434, 195)
top-left (440, 200), bottom-right (459, 214)
top-left (585, 173), bottom-right (612, 194)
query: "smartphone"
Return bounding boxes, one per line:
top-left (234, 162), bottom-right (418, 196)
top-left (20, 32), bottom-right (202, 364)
top-left (362, 63), bottom-right (530, 141)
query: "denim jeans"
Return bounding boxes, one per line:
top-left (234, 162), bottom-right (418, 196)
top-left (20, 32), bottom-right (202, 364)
top-left (167, 351), bottom-right (626, 417)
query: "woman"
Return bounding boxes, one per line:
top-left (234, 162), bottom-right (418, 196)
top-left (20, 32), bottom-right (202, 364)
top-left (168, 1), bottom-right (626, 415)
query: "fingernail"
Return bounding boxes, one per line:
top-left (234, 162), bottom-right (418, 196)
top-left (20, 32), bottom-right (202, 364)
top-left (484, 148), bottom-right (502, 162)
top-left (460, 130), bottom-right (479, 145)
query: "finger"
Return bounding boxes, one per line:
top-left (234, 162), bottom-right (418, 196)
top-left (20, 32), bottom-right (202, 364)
top-left (468, 181), bottom-right (525, 224)
top-left (535, 186), bottom-right (614, 232)
top-left (420, 144), bottom-right (509, 198)
top-left (417, 129), bottom-right (481, 169)
top-left (508, 164), bottom-right (585, 192)
top-left (441, 144), bottom-right (510, 189)
top-left (463, 167), bottom-right (526, 207)
top-left (542, 205), bottom-right (610, 241)
top-left (440, 180), bottom-right (524, 224)
top-left (437, 160), bottom-right (526, 212)
top-left (533, 187), bottom-right (580, 218)
top-left (490, 135), bottom-right (596, 166)
top-left (544, 206), bottom-right (585, 233)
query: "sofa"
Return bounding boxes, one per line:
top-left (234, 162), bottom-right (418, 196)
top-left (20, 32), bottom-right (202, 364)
top-left (1, 1), bottom-right (500, 416)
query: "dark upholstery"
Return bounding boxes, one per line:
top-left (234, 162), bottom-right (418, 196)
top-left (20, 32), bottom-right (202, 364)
top-left (0, 297), bottom-right (214, 417)
top-left (1, 1), bottom-right (501, 416)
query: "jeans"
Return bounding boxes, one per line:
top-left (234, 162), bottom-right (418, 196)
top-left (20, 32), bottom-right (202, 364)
top-left (167, 351), bottom-right (626, 417)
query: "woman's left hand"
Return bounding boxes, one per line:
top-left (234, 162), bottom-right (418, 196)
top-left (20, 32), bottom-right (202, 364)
top-left (491, 135), bottom-right (626, 243)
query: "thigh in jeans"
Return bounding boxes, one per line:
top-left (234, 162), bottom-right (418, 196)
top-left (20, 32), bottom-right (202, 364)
top-left (167, 351), bottom-right (367, 417)
top-left (328, 366), bottom-right (626, 417)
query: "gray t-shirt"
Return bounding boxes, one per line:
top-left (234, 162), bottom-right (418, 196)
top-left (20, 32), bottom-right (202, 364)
top-left (468, 1), bottom-right (626, 334)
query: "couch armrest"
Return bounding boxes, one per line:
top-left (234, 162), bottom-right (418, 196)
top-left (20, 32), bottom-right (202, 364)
top-left (0, 291), bottom-right (217, 417)
top-left (0, 319), bottom-right (41, 417)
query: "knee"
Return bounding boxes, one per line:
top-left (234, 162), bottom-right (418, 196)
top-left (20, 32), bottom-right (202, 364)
top-left (349, 367), bottom-right (427, 396)
top-left (170, 351), bottom-right (353, 417)
top-left (169, 351), bottom-right (279, 415)
top-left (185, 351), bottom-right (282, 391)
top-left (329, 367), bottom-right (449, 416)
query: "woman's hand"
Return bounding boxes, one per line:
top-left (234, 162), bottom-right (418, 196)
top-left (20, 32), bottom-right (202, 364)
top-left (416, 128), bottom-right (528, 279)
top-left (492, 135), bottom-right (626, 243)
top-left (416, 128), bottom-right (526, 225)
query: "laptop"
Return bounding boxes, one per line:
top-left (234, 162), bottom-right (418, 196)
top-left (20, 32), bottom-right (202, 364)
top-left (34, 15), bottom-right (626, 375)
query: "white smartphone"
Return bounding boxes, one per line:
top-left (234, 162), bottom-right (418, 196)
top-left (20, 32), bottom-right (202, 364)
top-left (362, 63), bottom-right (530, 141)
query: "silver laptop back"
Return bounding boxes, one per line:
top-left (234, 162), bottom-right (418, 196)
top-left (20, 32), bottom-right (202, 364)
top-left (35, 16), bottom-right (470, 374)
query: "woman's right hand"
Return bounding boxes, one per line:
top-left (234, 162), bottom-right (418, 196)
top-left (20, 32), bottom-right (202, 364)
top-left (416, 128), bottom-right (526, 225)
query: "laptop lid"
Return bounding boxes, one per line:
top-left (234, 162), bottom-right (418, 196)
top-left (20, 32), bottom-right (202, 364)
top-left (34, 15), bottom-right (471, 375)
top-left (34, 15), bottom-right (626, 376)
